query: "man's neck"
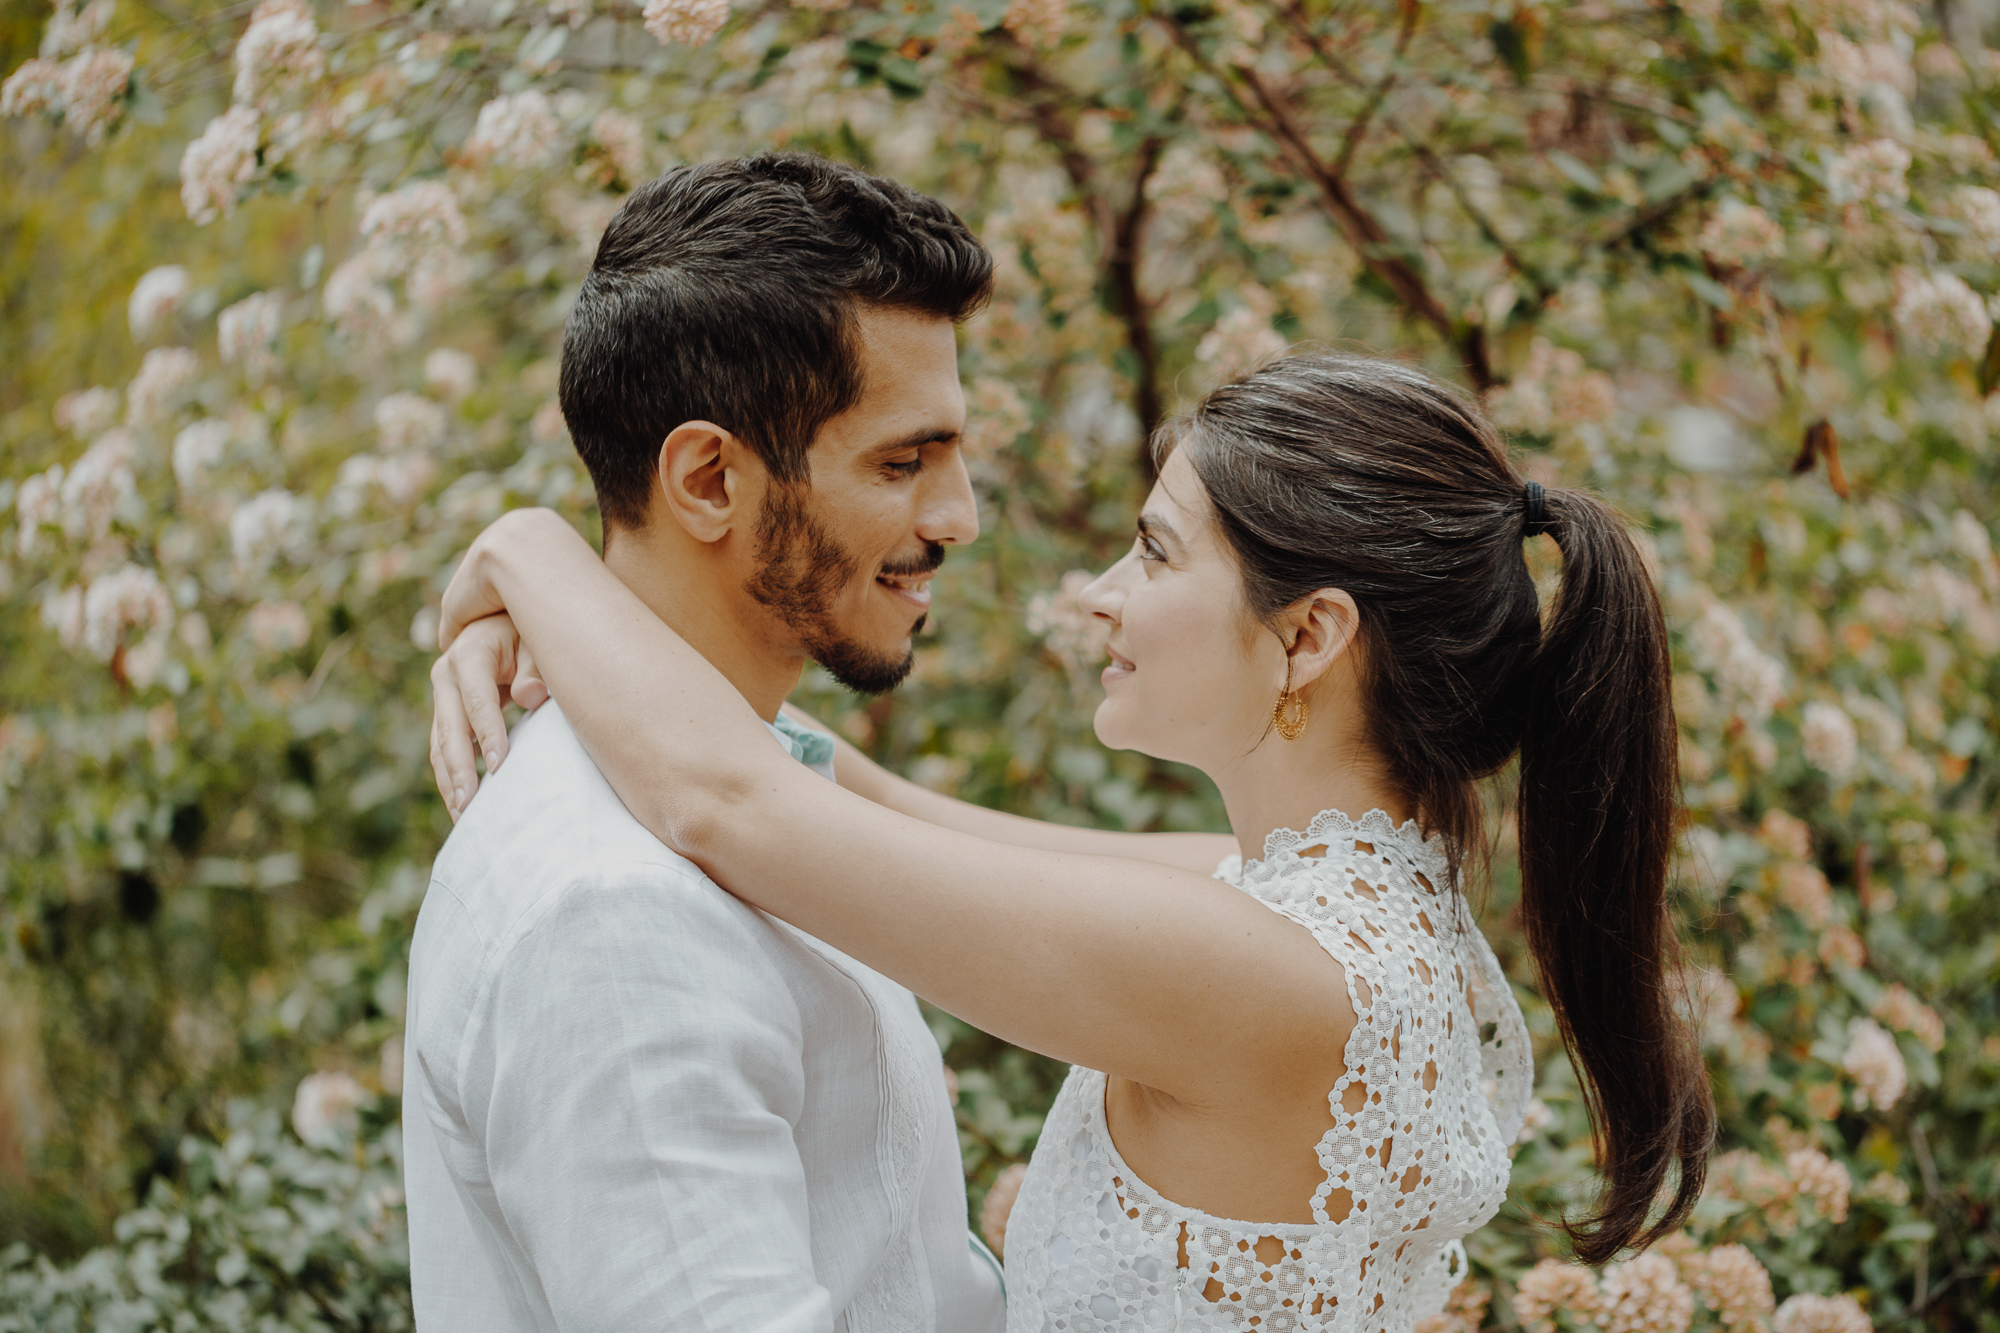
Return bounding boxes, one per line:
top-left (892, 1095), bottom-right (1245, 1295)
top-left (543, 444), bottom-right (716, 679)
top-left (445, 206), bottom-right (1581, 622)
top-left (601, 527), bottom-right (803, 722)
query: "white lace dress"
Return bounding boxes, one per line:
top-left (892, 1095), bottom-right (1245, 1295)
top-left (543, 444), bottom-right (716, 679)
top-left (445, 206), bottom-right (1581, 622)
top-left (1001, 809), bottom-right (1532, 1333)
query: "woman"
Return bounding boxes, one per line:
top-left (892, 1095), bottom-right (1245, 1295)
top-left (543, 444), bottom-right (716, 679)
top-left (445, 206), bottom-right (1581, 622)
top-left (429, 352), bottom-right (1713, 1329)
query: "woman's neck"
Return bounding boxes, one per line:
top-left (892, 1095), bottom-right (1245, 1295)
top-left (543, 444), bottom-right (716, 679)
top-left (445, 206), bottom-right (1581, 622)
top-left (1209, 731), bottom-right (1412, 864)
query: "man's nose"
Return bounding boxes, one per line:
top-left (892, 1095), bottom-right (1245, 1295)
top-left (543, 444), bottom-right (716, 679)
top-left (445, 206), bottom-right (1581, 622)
top-left (917, 450), bottom-right (980, 546)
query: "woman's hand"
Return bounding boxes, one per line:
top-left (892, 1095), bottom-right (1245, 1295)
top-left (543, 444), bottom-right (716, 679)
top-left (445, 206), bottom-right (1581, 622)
top-left (429, 507), bottom-right (589, 819)
top-left (429, 614), bottom-right (547, 820)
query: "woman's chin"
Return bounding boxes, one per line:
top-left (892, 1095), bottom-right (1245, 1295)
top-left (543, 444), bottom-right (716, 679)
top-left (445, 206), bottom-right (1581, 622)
top-left (1089, 700), bottom-right (1125, 751)
top-left (1091, 700), bottom-right (1160, 759)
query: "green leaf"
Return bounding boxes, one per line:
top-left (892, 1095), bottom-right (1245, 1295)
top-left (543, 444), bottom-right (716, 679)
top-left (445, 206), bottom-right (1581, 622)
top-left (1686, 270), bottom-right (1735, 309)
top-left (1547, 150), bottom-right (1601, 194)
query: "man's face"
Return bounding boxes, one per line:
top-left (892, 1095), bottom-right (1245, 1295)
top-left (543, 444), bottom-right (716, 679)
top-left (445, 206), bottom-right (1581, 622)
top-left (744, 305), bottom-right (976, 694)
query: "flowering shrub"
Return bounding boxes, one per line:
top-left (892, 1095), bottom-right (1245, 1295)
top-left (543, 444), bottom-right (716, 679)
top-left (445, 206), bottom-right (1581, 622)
top-left (2, 0), bottom-right (1997, 1328)
top-left (0, 1100), bottom-right (408, 1331)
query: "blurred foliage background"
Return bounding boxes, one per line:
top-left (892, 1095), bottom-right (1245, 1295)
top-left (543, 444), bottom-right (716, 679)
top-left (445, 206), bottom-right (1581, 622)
top-left (3, 0), bottom-right (1999, 1328)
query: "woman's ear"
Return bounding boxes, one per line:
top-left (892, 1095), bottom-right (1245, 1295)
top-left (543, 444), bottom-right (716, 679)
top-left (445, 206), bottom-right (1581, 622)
top-left (1281, 588), bottom-right (1361, 693)
top-left (656, 421), bottom-right (754, 544)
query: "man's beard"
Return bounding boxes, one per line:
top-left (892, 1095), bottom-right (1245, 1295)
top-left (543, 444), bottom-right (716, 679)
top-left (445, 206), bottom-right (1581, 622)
top-left (745, 484), bottom-right (943, 696)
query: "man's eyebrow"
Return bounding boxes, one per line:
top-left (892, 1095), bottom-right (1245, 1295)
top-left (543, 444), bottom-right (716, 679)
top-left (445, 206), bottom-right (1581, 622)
top-left (1137, 511), bottom-right (1183, 549)
top-left (866, 425), bottom-right (961, 457)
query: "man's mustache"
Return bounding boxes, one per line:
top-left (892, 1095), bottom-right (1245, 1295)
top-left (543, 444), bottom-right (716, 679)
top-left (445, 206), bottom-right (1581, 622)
top-left (878, 543), bottom-right (945, 579)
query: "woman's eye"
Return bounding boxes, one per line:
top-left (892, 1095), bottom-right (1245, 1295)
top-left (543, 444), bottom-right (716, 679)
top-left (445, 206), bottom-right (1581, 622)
top-left (1136, 535), bottom-right (1166, 563)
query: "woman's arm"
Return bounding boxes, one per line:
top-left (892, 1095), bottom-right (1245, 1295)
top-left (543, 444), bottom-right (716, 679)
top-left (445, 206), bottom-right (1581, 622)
top-left (428, 608), bottom-right (1236, 876)
top-left (436, 510), bottom-right (1351, 1107)
top-left (779, 702), bottom-right (1238, 875)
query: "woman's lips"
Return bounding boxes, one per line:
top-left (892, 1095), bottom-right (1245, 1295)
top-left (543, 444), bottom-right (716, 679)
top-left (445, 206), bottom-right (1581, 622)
top-left (1101, 646), bottom-right (1134, 684)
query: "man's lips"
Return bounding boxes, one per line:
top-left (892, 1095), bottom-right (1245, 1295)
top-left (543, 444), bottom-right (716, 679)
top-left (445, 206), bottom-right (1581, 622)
top-left (875, 571), bottom-right (934, 610)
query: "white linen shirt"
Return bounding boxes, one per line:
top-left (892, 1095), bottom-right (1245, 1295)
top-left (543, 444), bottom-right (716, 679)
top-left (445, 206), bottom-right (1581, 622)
top-left (402, 701), bottom-right (1005, 1333)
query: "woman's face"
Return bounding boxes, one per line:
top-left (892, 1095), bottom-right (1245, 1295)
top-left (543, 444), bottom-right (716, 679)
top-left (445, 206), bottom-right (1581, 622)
top-left (1078, 448), bottom-right (1280, 771)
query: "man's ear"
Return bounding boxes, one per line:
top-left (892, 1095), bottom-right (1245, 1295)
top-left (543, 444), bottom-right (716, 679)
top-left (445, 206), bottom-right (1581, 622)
top-left (655, 421), bottom-right (757, 544)
top-left (1281, 588), bottom-right (1361, 694)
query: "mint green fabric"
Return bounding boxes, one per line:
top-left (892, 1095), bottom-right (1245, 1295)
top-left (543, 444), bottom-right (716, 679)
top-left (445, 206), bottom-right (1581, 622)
top-left (768, 714), bottom-right (837, 776)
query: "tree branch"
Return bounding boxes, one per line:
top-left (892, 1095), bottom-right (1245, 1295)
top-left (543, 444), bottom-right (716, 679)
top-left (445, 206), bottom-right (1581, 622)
top-left (1108, 132), bottom-right (1170, 474)
top-left (972, 46), bottom-right (1173, 471)
top-left (1162, 20), bottom-right (1491, 388)
top-left (1274, 1), bottom-right (1556, 308)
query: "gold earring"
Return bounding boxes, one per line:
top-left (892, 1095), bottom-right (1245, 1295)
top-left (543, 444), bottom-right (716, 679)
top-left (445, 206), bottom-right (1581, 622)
top-left (1273, 656), bottom-right (1309, 741)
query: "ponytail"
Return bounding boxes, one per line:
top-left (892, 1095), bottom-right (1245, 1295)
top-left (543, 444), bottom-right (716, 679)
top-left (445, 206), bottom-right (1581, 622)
top-left (1518, 488), bottom-right (1716, 1264)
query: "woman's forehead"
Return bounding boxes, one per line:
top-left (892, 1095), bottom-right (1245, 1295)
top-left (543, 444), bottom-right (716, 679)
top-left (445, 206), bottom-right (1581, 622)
top-left (1146, 449), bottom-right (1212, 530)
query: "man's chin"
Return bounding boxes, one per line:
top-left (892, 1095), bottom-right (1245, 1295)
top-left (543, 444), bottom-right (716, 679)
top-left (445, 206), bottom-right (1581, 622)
top-left (809, 634), bottom-right (917, 696)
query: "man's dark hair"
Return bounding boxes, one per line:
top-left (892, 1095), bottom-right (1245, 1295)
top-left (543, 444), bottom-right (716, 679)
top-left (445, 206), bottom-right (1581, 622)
top-left (559, 152), bottom-right (993, 531)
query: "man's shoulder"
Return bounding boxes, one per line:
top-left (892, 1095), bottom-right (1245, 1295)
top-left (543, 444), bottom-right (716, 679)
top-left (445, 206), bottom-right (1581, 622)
top-left (420, 702), bottom-right (736, 947)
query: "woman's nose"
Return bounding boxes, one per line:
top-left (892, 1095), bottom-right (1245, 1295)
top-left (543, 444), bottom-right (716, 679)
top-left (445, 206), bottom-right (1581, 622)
top-left (1076, 552), bottom-right (1130, 621)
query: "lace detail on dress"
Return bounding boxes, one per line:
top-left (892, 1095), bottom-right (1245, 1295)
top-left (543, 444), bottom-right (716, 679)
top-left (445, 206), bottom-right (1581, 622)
top-left (1002, 809), bottom-right (1531, 1333)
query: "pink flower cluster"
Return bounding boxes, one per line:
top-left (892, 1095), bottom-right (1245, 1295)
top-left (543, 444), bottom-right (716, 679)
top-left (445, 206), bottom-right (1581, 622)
top-left (181, 106), bottom-right (261, 225)
top-left (375, 393), bottom-right (448, 453)
top-left (1699, 199), bottom-right (1786, 268)
top-left (1706, 1146), bottom-right (1851, 1233)
top-left (1195, 305), bottom-right (1287, 385)
top-left (173, 419), bottom-right (231, 491)
top-left (1840, 1016), bottom-right (1907, 1110)
top-left (1026, 570), bottom-right (1110, 679)
top-left (1, 44), bottom-right (134, 144)
top-left (1871, 982), bottom-right (1944, 1050)
top-left (54, 386), bottom-right (119, 438)
top-left (1413, 1278), bottom-right (1491, 1333)
top-left (1598, 1254), bottom-right (1694, 1333)
top-left (1890, 266), bottom-right (1991, 356)
top-left (1002, 0), bottom-right (1069, 49)
top-left (978, 1163), bottom-right (1028, 1260)
top-left (126, 347), bottom-right (201, 425)
top-left (1679, 1243), bottom-right (1775, 1333)
top-left (464, 91), bottom-right (562, 171)
top-left (129, 265), bottom-right (191, 339)
top-left (1516, 1240), bottom-right (1788, 1333)
top-left (1486, 338), bottom-right (1617, 435)
top-left (642, 0), bottom-right (731, 46)
top-left (1513, 1258), bottom-right (1602, 1333)
top-left (1773, 1293), bottom-right (1871, 1333)
top-left (1825, 138), bottom-right (1910, 207)
top-left (219, 290), bottom-right (285, 372)
top-left (44, 563), bottom-right (173, 670)
top-left (233, 0), bottom-right (324, 108)
top-left (230, 487), bottom-right (309, 578)
top-left (292, 1069), bottom-right (368, 1148)
top-left (1799, 700), bottom-right (1858, 778)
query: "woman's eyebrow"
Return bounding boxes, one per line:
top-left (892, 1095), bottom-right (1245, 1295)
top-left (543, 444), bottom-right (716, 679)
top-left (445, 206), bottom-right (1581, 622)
top-left (1137, 512), bottom-right (1183, 550)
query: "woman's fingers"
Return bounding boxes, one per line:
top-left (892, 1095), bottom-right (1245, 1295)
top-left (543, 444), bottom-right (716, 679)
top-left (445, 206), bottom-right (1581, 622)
top-left (512, 643), bottom-right (550, 711)
top-left (455, 617), bottom-right (517, 774)
top-left (430, 651), bottom-right (481, 820)
top-left (428, 614), bottom-right (523, 818)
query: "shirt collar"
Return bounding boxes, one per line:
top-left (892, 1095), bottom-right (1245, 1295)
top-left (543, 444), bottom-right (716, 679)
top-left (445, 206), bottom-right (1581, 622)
top-left (766, 714), bottom-right (837, 781)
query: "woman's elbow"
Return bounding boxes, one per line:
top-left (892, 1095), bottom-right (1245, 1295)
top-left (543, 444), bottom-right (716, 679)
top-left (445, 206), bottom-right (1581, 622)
top-left (644, 765), bottom-right (765, 865)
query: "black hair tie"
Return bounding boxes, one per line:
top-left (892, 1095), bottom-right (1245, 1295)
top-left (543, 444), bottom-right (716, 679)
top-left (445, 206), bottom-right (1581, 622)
top-left (1522, 480), bottom-right (1553, 539)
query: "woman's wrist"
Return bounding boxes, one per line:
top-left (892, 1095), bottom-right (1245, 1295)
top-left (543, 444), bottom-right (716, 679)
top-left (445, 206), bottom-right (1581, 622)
top-left (445, 508), bottom-right (587, 646)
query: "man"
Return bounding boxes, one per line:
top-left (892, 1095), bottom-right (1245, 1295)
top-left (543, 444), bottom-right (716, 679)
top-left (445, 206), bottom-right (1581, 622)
top-left (402, 153), bottom-right (1006, 1332)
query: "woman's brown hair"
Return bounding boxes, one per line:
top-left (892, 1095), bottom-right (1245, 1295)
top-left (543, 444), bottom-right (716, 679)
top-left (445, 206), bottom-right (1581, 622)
top-left (1163, 351), bottom-right (1714, 1263)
